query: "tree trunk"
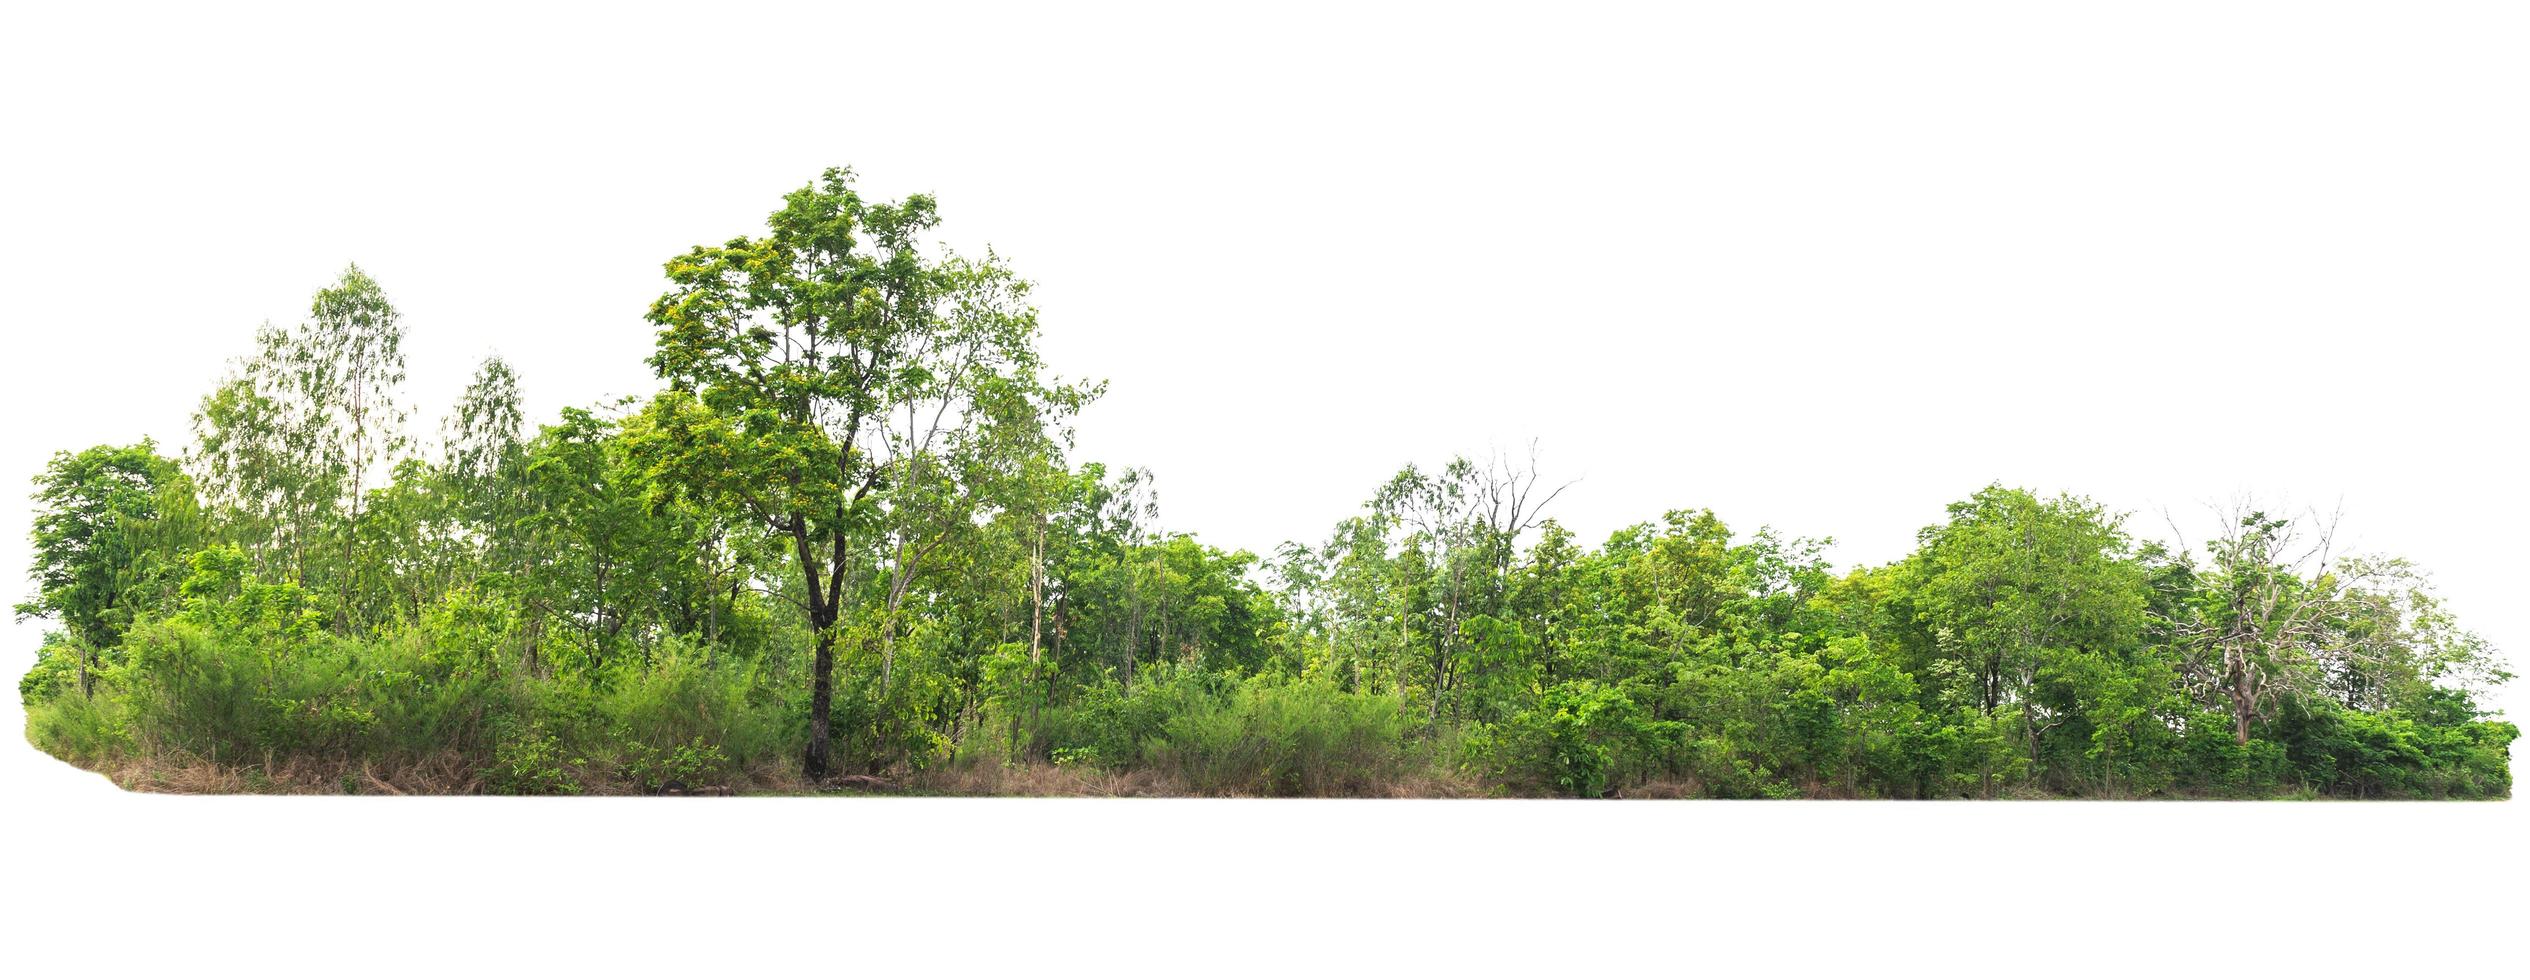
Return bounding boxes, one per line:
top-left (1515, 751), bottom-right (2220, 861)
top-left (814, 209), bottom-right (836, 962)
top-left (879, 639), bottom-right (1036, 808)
top-left (1124, 607), bottom-right (1140, 693)
top-left (805, 626), bottom-right (838, 780)
top-left (1124, 550), bottom-right (1143, 692)
top-left (705, 577), bottom-right (723, 663)
top-left (2227, 649), bottom-right (2256, 746)
top-left (1029, 529), bottom-right (1044, 663)
top-left (879, 615), bottom-right (898, 694)
top-left (1428, 652), bottom-right (1447, 723)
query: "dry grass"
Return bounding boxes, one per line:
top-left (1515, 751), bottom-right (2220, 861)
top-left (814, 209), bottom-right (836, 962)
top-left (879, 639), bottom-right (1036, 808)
top-left (905, 759), bottom-right (1177, 797)
top-left (66, 747), bottom-right (1497, 797)
top-left (83, 751), bottom-right (487, 795)
top-left (1613, 778), bottom-right (1707, 799)
top-left (63, 747), bottom-right (819, 797)
top-left (52, 732), bottom-right (1494, 798)
top-left (900, 758), bottom-right (1487, 798)
top-left (1372, 768), bottom-right (1488, 799)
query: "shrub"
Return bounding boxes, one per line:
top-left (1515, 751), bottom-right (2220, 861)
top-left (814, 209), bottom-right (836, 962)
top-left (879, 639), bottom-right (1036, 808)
top-left (356, 631), bottom-right (517, 762)
top-left (619, 736), bottom-right (732, 791)
top-left (1035, 665), bottom-right (1224, 769)
top-left (1143, 672), bottom-right (1418, 796)
top-left (591, 639), bottom-right (787, 785)
top-left (114, 618), bottom-right (367, 760)
top-left (19, 641), bottom-right (88, 704)
top-left (1469, 681), bottom-right (1661, 798)
top-left (483, 718), bottom-right (581, 795)
top-left (24, 690), bottom-right (128, 764)
top-left (2280, 699), bottom-right (2517, 800)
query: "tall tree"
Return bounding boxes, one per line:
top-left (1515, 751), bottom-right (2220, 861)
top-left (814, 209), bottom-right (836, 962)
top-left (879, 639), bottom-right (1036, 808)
top-left (17, 443), bottom-right (198, 696)
top-left (636, 167), bottom-right (1084, 779)
top-left (443, 355), bottom-right (525, 512)
top-left (303, 264), bottom-right (411, 533)
top-left (1901, 486), bottom-right (2149, 767)
top-left (190, 264), bottom-right (410, 594)
top-left (2161, 506), bottom-right (2488, 746)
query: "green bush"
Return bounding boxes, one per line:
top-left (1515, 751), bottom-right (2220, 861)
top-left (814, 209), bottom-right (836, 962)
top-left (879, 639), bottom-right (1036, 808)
top-left (1035, 665), bottom-right (1224, 769)
top-left (2281, 699), bottom-right (2515, 799)
top-left (19, 641), bottom-right (88, 703)
top-left (1139, 672), bottom-right (1418, 796)
top-left (483, 718), bottom-right (581, 795)
top-left (16, 554), bottom-right (802, 793)
top-left (592, 641), bottom-right (783, 785)
top-left (24, 690), bottom-right (128, 764)
top-left (114, 618), bottom-right (371, 760)
top-left (1470, 681), bottom-right (1661, 798)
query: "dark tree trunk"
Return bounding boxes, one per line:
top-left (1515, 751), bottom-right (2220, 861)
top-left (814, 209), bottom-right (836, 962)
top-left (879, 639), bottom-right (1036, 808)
top-left (795, 509), bottom-right (841, 783)
top-left (805, 626), bottom-right (837, 780)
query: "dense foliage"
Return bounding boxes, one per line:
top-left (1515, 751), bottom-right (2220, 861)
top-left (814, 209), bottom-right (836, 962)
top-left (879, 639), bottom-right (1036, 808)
top-left (17, 169), bottom-right (2514, 797)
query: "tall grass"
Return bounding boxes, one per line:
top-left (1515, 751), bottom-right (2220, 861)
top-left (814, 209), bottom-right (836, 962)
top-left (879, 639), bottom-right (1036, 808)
top-left (988, 667), bottom-right (1451, 796)
top-left (24, 613), bottom-right (796, 794)
top-left (1145, 674), bottom-right (1422, 795)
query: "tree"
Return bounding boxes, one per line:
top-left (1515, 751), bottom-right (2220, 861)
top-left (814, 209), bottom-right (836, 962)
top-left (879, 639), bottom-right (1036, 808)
top-left (636, 167), bottom-right (1085, 780)
top-left (1900, 486), bottom-right (2148, 784)
top-left (191, 264), bottom-right (410, 594)
top-left (303, 264), bottom-right (411, 535)
top-left (2163, 505), bottom-right (2503, 747)
top-left (192, 350), bottom-right (316, 577)
top-left (18, 443), bottom-right (198, 696)
top-left (1353, 450), bottom-right (1567, 724)
top-left (443, 356), bottom-right (525, 516)
top-left (2317, 555), bottom-right (2510, 715)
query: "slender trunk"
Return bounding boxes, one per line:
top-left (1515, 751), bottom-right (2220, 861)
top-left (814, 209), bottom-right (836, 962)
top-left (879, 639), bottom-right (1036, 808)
top-left (2228, 648), bottom-right (2255, 746)
top-left (879, 615), bottom-right (897, 693)
top-left (2021, 700), bottom-right (2040, 764)
top-left (1029, 529), bottom-right (1044, 663)
top-left (1394, 601), bottom-right (1409, 700)
top-left (1025, 527), bottom-right (1045, 747)
top-left (1428, 650), bottom-right (1447, 723)
top-left (1124, 602), bottom-right (1141, 693)
top-left (1124, 544), bottom-right (1148, 690)
top-left (1431, 584), bottom-right (1455, 723)
top-left (704, 554), bottom-right (724, 660)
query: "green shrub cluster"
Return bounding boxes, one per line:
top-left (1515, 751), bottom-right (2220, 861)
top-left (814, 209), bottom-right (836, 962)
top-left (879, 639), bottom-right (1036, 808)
top-left (1014, 666), bottom-right (1425, 795)
top-left (26, 549), bottom-right (787, 793)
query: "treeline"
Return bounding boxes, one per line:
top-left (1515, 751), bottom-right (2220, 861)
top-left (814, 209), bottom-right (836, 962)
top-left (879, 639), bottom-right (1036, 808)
top-left (18, 169), bottom-right (2515, 797)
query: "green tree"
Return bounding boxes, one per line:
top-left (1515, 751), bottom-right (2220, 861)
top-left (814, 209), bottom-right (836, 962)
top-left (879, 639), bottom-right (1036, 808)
top-left (18, 443), bottom-right (199, 696)
top-left (191, 264), bottom-right (410, 595)
top-left (443, 356), bottom-right (526, 522)
top-left (1899, 485), bottom-right (2148, 775)
top-left (636, 167), bottom-right (1084, 779)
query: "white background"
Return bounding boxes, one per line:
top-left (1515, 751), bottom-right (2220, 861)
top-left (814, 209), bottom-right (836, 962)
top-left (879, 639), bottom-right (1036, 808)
top-left (1, 2), bottom-right (2521, 975)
